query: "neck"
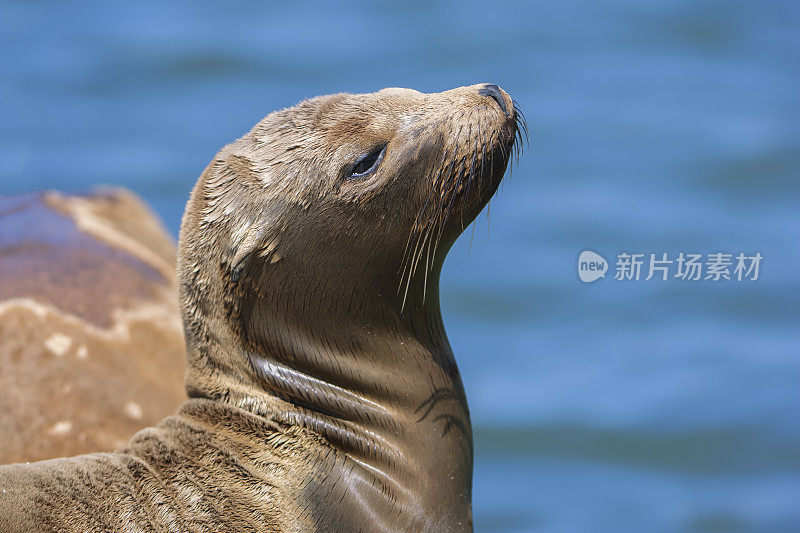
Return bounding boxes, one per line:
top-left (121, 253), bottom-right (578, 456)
top-left (186, 272), bottom-right (473, 531)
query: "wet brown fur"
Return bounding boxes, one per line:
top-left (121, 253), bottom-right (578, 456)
top-left (0, 84), bottom-right (523, 532)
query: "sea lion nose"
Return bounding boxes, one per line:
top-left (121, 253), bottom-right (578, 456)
top-left (478, 83), bottom-right (510, 118)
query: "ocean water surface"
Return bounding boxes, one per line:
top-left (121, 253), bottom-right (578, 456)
top-left (1, 1), bottom-right (798, 531)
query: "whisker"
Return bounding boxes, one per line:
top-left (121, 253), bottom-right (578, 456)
top-left (486, 199), bottom-right (491, 240)
top-left (468, 219), bottom-right (476, 253)
top-left (398, 101), bottom-right (524, 313)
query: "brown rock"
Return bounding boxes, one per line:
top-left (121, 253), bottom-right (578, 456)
top-left (0, 188), bottom-right (185, 463)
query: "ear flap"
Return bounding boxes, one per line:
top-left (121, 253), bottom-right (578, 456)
top-left (228, 206), bottom-right (286, 284)
top-left (230, 223), bottom-right (266, 283)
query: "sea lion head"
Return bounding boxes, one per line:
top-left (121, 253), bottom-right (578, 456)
top-left (178, 80), bottom-right (525, 420)
top-left (177, 84), bottom-right (524, 529)
top-left (179, 84), bottom-right (523, 324)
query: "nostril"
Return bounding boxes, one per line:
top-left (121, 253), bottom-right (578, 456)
top-left (478, 83), bottom-right (509, 117)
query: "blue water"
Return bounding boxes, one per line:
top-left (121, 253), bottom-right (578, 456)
top-left (1, 1), bottom-right (798, 531)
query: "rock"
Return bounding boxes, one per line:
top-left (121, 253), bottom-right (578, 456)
top-left (0, 187), bottom-right (185, 463)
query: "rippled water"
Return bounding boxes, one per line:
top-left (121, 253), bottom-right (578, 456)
top-left (1, 1), bottom-right (798, 531)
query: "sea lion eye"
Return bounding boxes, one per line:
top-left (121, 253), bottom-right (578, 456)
top-left (349, 145), bottom-right (386, 178)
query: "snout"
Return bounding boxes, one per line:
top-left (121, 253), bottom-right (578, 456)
top-left (472, 83), bottom-right (523, 149)
top-left (478, 83), bottom-right (511, 119)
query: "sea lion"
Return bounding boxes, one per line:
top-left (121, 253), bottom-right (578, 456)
top-left (0, 83), bottom-right (525, 532)
top-left (0, 188), bottom-right (185, 463)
